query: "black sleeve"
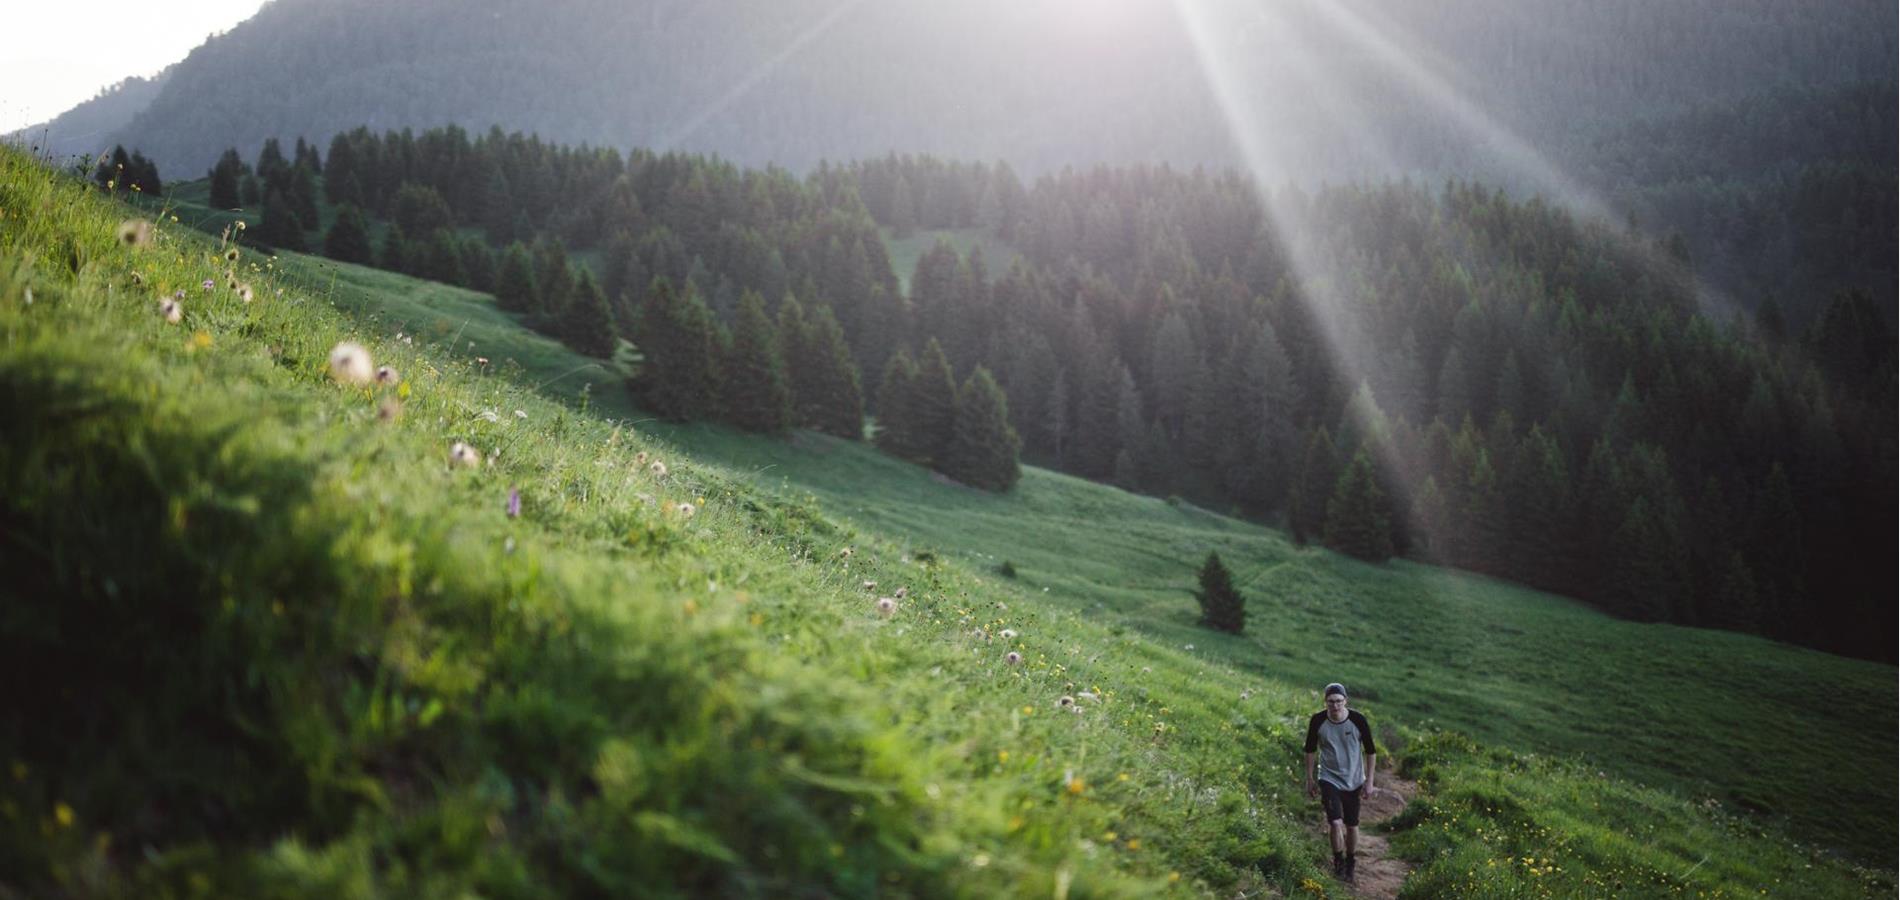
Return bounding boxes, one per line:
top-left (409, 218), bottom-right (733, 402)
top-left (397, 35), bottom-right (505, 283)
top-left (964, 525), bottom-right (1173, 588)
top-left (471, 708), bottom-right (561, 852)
top-left (1350, 711), bottom-right (1377, 755)
top-left (1303, 713), bottom-right (1323, 753)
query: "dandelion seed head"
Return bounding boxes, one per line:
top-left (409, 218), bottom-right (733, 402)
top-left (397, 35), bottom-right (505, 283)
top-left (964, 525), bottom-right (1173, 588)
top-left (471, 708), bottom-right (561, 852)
top-left (875, 597), bottom-right (897, 617)
top-left (676, 502), bottom-right (697, 519)
top-left (234, 220), bottom-right (246, 230)
top-left (449, 441), bottom-right (482, 467)
top-left (158, 297), bottom-right (182, 324)
top-left (633, 450), bottom-right (649, 467)
top-left (377, 399), bottom-right (402, 423)
top-left (649, 460), bottom-right (668, 477)
top-left (374, 365), bottom-right (399, 385)
top-left (224, 248), bottom-right (240, 262)
top-left (117, 219), bottom-right (154, 247)
top-left (327, 341), bottom-right (374, 385)
top-left (894, 586), bottom-right (909, 599)
top-left (1058, 695), bottom-right (1074, 707)
top-left (236, 283), bottom-right (254, 303)
top-left (129, 271), bottom-right (143, 286)
top-left (1004, 651), bottom-right (1023, 666)
top-left (1000, 629), bottom-right (1018, 640)
top-left (513, 409), bottom-right (527, 420)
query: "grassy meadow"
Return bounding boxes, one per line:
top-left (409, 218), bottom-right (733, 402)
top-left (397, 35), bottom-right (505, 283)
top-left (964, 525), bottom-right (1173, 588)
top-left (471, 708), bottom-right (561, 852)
top-left (1, 152), bottom-right (1892, 898)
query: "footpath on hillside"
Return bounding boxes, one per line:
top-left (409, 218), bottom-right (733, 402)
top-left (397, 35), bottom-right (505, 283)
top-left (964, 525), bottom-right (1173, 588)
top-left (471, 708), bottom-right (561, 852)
top-left (1309, 759), bottom-right (1418, 900)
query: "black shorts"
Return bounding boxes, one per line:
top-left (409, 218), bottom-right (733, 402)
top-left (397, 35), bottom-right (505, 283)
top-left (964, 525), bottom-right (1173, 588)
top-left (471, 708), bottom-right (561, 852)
top-left (1319, 781), bottom-right (1361, 826)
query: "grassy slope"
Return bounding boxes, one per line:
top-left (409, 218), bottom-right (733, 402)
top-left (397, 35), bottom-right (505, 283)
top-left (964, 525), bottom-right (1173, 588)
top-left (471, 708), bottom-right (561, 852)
top-left (9, 160), bottom-right (1889, 898)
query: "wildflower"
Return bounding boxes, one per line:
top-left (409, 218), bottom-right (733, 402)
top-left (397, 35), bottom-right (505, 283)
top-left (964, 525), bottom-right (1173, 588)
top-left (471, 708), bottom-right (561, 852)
top-left (54, 802), bottom-right (74, 827)
top-left (172, 288), bottom-right (185, 300)
top-left (838, 546), bottom-right (854, 558)
top-left (327, 342), bottom-right (374, 385)
top-left (1066, 775), bottom-right (1085, 795)
top-left (449, 442), bottom-right (482, 467)
top-left (223, 247), bottom-right (240, 262)
top-left (506, 487), bottom-right (521, 518)
top-left (1000, 628), bottom-right (1018, 640)
top-left (234, 220), bottom-right (246, 231)
top-left (513, 409), bottom-right (527, 420)
top-left (236, 283), bottom-right (254, 303)
top-left (377, 399), bottom-right (402, 423)
top-left (875, 597), bottom-right (897, 617)
top-left (374, 365), bottom-right (399, 385)
top-left (480, 410), bottom-right (500, 423)
top-left (894, 586), bottom-right (909, 599)
top-left (158, 297), bottom-right (182, 324)
top-left (117, 219), bottom-right (154, 247)
top-left (201, 279), bottom-right (214, 291)
top-left (675, 502), bottom-right (697, 519)
top-left (1004, 651), bottom-right (1023, 666)
top-left (129, 271), bottom-right (143, 286)
top-left (649, 460), bottom-right (668, 478)
top-left (633, 450), bottom-right (649, 466)
top-left (476, 356), bottom-right (490, 367)
top-left (1057, 695), bottom-right (1074, 708)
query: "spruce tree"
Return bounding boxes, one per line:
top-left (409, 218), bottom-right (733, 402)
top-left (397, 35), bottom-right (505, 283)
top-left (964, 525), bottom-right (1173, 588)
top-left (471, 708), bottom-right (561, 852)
top-left (419, 229), bottom-right (464, 285)
top-left (495, 242), bottom-right (538, 314)
top-left (632, 278), bottom-right (722, 421)
top-left (258, 187), bottom-right (305, 252)
top-left (1289, 426), bottom-right (1340, 545)
top-left (942, 367), bottom-right (1022, 491)
top-left (561, 270), bottom-right (618, 358)
top-left (378, 222), bottom-right (409, 273)
top-left (460, 237), bottom-right (496, 292)
top-left (288, 164), bottom-right (321, 230)
top-left (720, 291), bottom-right (793, 433)
top-left (208, 148), bottom-right (244, 210)
top-left (910, 338), bottom-right (959, 465)
top-left (1324, 450), bottom-right (1395, 562)
top-left (323, 204), bottom-right (373, 264)
top-left (1192, 551), bottom-right (1246, 634)
top-left (804, 304), bottom-right (866, 440)
top-left (874, 349), bottom-right (921, 460)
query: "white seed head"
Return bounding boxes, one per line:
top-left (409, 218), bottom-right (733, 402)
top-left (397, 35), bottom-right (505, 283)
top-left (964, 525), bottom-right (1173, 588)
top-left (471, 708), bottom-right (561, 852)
top-left (1000, 629), bottom-right (1018, 640)
top-left (893, 586), bottom-right (909, 599)
top-left (675, 502), bottom-right (697, 519)
top-left (449, 441), bottom-right (482, 467)
top-left (1004, 651), bottom-right (1023, 666)
top-left (374, 365), bottom-right (399, 385)
top-left (648, 460), bottom-right (668, 477)
top-left (328, 341), bottom-right (374, 385)
top-left (236, 283), bottom-right (254, 303)
top-left (158, 297), bottom-right (182, 324)
top-left (875, 597), bottom-right (897, 617)
top-left (1057, 695), bottom-right (1074, 708)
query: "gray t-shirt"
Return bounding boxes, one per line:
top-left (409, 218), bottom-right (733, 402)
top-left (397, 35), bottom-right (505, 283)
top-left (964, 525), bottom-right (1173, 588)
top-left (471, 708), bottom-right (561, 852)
top-left (1304, 710), bottom-right (1376, 790)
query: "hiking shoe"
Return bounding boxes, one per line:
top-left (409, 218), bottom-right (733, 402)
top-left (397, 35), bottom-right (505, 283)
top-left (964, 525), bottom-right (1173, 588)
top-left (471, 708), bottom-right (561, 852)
top-left (1332, 856), bottom-right (1345, 879)
top-left (1343, 856), bottom-right (1357, 883)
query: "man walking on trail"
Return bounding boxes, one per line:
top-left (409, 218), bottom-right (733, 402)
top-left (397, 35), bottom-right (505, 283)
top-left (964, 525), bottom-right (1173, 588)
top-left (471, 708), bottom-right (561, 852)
top-left (1305, 682), bottom-right (1378, 883)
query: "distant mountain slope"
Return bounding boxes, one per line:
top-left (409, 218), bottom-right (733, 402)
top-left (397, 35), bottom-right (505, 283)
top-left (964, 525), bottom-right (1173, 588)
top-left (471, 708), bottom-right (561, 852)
top-left (38, 0), bottom-right (1896, 185)
top-left (7, 73), bottom-right (167, 163)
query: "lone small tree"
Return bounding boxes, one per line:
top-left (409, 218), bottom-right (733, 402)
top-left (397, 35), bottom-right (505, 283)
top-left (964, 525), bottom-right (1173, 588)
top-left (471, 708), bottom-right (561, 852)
top-left (1193, 551), bottom-right (1246, 634)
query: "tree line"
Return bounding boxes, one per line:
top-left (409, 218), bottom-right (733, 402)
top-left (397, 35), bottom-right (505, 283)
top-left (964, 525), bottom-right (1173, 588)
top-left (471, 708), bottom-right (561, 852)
top-left (187, 127), bottom-right (1893, 660)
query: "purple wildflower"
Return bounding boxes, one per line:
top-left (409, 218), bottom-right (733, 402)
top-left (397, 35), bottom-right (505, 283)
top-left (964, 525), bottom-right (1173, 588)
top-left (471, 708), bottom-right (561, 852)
top-left (507, 487), bottom-right (521, 518)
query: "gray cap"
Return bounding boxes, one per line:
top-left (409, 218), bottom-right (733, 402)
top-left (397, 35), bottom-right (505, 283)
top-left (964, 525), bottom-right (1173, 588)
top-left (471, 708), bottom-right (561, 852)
top-left (1324, 682), bottom-right (1348, 699)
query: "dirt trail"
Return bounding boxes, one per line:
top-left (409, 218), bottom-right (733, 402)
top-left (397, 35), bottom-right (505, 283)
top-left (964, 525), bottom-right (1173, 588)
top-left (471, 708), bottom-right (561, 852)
top-left (1311, 759), bottom-right (1419, 900)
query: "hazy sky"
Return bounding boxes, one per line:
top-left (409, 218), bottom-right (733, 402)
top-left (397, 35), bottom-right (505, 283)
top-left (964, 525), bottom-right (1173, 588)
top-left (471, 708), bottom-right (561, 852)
top-left (0, 0), bottom-right (267, 134)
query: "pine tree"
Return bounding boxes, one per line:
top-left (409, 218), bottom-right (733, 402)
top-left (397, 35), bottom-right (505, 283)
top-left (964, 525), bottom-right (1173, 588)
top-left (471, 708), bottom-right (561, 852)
top-left (1324, 450), bottom-right (1395, 562)
top-left (323, 204), bottom-right (373, 264)
top-left (874, 349), bottom-right (922, 460)
top-left (720, 291), bottom-right (793, 433)
top-left (255, 137), bottom-right (289, 189)
top-left (392, 182), bottom-right (454, 237)
top-left (942, 367), bottom-right (1022, 491)
top-left (910, 338), bottom-right (959, 465)
top-left (288, 164), bottom-right (321, 230)
top-left (803, 304), bottom-right (866, 440)
top-left (378, 222), bottom-right (409, 273)
top-left (533, 238), bottom-right (575, 316)
top-left (1192, 551), bottom-right (1246, 634)
top-left (208, 148), bottom-right (244, 209)
top-left (561, 270), bottom-right (618, 359)
top-left (419, 229), bottom-right (464, 285)
top-left (459, 238), bottom-right (496, 292)
top-left (257, 187), bottom-right (305, 252)
top-left (495, 243), bottom-right (538, 314)
top-left (1289, 426), bottom-right (1340, 545)
top-left (632, 278), bottom-right (722, 421)
top-left (1714, 551), bottom-right (1763, 633)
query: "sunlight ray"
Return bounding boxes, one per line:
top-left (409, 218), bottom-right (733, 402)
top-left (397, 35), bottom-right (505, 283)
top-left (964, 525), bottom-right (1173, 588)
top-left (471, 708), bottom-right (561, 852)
top-left (656, 0), bottom-right (867, 153)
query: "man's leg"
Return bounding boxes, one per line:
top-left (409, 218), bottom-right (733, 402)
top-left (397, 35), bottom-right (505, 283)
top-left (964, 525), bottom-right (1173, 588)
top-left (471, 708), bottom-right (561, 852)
top-left (1341, 789), bottom-right (1363, 882)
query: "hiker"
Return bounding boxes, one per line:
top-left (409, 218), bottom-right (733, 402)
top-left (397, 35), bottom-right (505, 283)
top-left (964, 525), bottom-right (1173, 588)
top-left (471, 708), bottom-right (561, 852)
top-left (1304, 681), bottom-right (1378, 883)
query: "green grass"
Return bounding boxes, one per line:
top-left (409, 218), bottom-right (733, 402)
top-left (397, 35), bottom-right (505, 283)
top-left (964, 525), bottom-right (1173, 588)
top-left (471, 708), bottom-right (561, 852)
top-left (5, 150), bottom-right (1892, 898)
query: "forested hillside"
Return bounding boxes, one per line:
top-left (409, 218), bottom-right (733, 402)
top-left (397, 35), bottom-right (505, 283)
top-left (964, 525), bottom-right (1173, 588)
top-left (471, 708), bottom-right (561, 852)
top-left (159, 125), bottom-right (1897, 662)
top-left (23, 0), bottom-right (1895, 321)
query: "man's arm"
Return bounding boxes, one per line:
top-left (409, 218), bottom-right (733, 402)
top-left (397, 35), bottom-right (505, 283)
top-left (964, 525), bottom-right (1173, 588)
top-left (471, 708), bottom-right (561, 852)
top-left (1303, 714), bottom-right (1322, 797)
top-left (1352, 711), bottom-right (1378, 796)
top-left (1304, 751), bottom-right (1318, 796)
